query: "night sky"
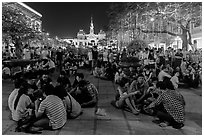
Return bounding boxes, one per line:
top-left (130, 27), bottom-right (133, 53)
top-left (24, 2), bottom-right (110, 38)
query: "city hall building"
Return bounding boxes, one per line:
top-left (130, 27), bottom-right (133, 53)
top-left (65, 17), bottom-right (106, 48)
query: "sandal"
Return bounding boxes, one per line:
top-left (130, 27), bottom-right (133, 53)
top-left (159, 121), bottom-right (170, 127)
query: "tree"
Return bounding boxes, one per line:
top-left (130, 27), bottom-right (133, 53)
top-left (127, 39), bottom-right (148, 52)
top-left (107, 2), bottom-right (202, 50)
top-left (2, 3), bottom-right (41, 58)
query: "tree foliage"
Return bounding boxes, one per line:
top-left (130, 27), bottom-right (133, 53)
top-left (2, 3), bottom-right (42, 44)
top-left (107, 2), bottom-right (202, 50)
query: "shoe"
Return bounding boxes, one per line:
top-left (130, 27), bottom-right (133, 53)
top-left (25, 127), bottom-right (43, 134)
top-left (172, 123), bottom-right (184, 129)
top-left (152, 119), bottom-right (163, 124)
top-left (159, 121), bottom-right (170, 127)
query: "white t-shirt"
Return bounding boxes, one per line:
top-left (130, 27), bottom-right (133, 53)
top-left (41, 49), bottom-right (49, 59)
top-left (170, 76), bottom-right (179, 89)
top-left (143, 52), bottom-right (149, 65)
top-left (158, 70), bottom-right (171, 82)
top-left (3, 67), bottom-right (11, 75)
top-left (103, 51), bottom-right (108, 62)
top-left (23, 48), bottom-right (31, 60)
top-left (88, 51), bottom-right (93, 61)
top-left (49, 60), bottom-right (55, 69)
top-left (12, 94), bottom-right (32, 121)
top-left (64, 93), bottom-right (82, 118)
top-left (8, 88), bottom-right (19, 111)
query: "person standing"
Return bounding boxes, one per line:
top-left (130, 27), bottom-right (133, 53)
top-left (23, 44), bottom-right (31, 60)
top-left (91, 46), bottom-right (98, 74)
top-left (88, 49), bottom-right (93, 70)
top-left (103, 48), bottom-right (108, 66)
top-left (56, 47), bottom-right (64, 71)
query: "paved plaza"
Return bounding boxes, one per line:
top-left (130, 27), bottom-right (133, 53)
top-left (2, 69), bottom-right (202, 135)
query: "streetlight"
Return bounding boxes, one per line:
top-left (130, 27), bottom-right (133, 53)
top-left (150, 17), bottom-right (155, 22)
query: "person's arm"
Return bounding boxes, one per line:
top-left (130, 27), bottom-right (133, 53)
top-left (36, 80), bottom-right (41, 89)
top-left (146, 72), bottom-right (152, 83)
top-left (128, 80), bottom-right (136, 93)
top-left (81, 84), bottom-right (98, 107)
top-left (164, 71), bottom-right (172, 78)
top-left (35, 99), bottom-right (44, 118)
top-left (136, 84), bottom-right (149, 103)
top-left (121, 91), bottom-right (140, 99)
top-left (145, 93), bottom-right (163, 109)
top-left (81, 96), bottom-right (97, 107)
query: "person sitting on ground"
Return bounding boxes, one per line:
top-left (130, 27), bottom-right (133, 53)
top-left (11, 83), bottom-right (35, 122)
top-left (2, 64), bottom-right (11, 79)
top-left (114, 67), bottom-right (126, 84)
top-left (125, 66), bottom-right (137, 83)
top-left (8, 78), bottom-right (24, 112)
top-left (142, 65), bottom-right (153, 84)
top-left (129, 74), bottom-right (149, 111)
top-left (158, 66), bottom-right (172, 83)
top-left (57, 71), bottom-right (71, 92)
top-left (111, 77), bottom-right (140, 115)
top-left (170, 71), bottom-right (180, 90)
top-left (70, 73), bottom-right (98, 108)
top-left (36, 74), bottom-right (52, 89)
top-left (54, 79), bottom-right (82, 119)
top-left (93, 66), bottom-right (101, 78)
top-left (33, 84), bottom-right (67, 130)
top-left (47, 57), bottom-right (56, 74)
top-left (144, 82), bottom-right (185, 129)
top-left (70, 73), bottom-right (83, 93)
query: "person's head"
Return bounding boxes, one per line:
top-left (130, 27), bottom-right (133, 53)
top-left (145, 48), bottom-right (149, 52)
top-left (53, 85), bottom-right (67, 99)
top-left (14, 77), bottom-right (25, 89)
top-left (76, 73), bottom-right (84, 82)
top-left (59, 71), bottom-right (66, 77)
top-left (161, 66), bottom-right (167, 72)
top-left (129, 66), bottom-right (133, 71)
top-left (151, 77), bottom-right (158, 88)
top-left (174, 71), bottom-right (180, 77)
top-left (144, 65), bottom-right (150, 71)
top-left (78, 80), bottom-right (88, 91)
top-left (42, 84), bottom-right (54, 96)
top-left (137, 74), bottom-right (145, 84)
top-left (24, 73), bottom-right (36, 85)
top-left (42, 74), bottom-right (49, 81)
top-left (118, 77), bottom-right (129, 88)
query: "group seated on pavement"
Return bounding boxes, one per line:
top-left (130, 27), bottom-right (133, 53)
top-left (5, 46), bottom-right (201, 133)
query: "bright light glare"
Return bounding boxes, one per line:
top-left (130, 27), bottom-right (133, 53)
top-left (150, 18), bottom-right (155, 21)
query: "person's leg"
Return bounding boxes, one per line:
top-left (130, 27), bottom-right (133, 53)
top-left (157, 111), bottom-right (174, 123)
top-left (124, 98), bottom-right (139, 115)
top-left (33, 118), bottom-right (52, 130)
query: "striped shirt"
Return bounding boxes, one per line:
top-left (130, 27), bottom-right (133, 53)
top-left (38, 95), bottom-right (67, 130)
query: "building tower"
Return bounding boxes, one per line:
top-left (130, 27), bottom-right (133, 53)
top-left (90, 16), bottom-right (94, 34)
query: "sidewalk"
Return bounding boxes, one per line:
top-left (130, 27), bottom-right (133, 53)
top-left (2, 69), bottom-right (202, 135)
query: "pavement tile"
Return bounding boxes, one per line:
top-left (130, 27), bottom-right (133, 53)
top-left (179, 126), bottom-right (202, 135)
top-left (102, 107), bottom-right (125, 120)
top-left (2, 110), bottom-right (12, 120)
top-left (128, 121), bottom-right (166, 135)
top-left (59, 120), bottom-right (94, 135)
top-left (2, 120), bottom-right (16, 134)
top-left (96, 120), bottom-right (130, 135)
top-left (78, 108), bottom-right (96, 120)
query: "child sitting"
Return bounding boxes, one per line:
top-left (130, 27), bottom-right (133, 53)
top-left (111, 77), bottom-right (140, 115)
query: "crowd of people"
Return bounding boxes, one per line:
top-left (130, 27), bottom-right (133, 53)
top-left (5, 43), bottom-right (202, 133)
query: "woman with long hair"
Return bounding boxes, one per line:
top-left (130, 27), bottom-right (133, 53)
top-left (11, 83), bottom-right (35, 122)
